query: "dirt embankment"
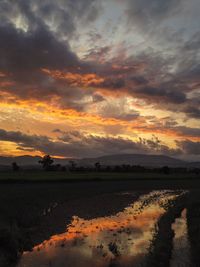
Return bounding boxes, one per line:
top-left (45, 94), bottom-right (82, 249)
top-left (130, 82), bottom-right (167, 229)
top-left (146, 192), bottom-right (188, 267)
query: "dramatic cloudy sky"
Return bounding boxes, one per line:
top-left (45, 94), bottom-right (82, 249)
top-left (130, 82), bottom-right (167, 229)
top-left (0, 0), bottom-right (199, 160)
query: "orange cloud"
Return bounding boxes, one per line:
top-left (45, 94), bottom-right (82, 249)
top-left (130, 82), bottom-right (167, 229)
top-left (0, 72), bottom-right (6, 78)
top-left (0, 81), bottom-right (14, 87)
top-left (0, 72), bottom-right (14, 88)
top-left (0, 91), bottom-right (199, 159)
top-left (42, 69), bottom-right (105, 87)
top-left (0, 141), bottom-right (43, 157)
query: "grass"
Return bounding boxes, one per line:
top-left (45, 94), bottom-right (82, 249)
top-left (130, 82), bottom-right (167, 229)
top-left (0, 170), bottom-right (199, 182)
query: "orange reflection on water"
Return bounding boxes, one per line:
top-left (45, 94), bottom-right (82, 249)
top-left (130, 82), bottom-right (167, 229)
top-left (18, 191), bottom-right (180, 267)
top-left (170, 209), bottom-right (191, 267)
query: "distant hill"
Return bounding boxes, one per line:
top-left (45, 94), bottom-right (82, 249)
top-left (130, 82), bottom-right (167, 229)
top-left (186, 162), bottom-right (200, 168)
top-left (0, 155), bottom-right (68, 169)
top-left (79, 154), bottom-right (189, 168)
top-left (0, 154), bottom-right (199, 169)
top-left (0, 156), bottom-right (41, 166)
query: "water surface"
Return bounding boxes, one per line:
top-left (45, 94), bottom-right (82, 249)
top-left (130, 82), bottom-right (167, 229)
top-left (170, 209), bottom-right (191, 267)
top-left (17, 190), bottom-right (182, 267)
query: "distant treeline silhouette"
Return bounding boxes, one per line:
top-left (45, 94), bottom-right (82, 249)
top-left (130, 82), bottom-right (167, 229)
top-left (11, 154), bottom-right (200, 175)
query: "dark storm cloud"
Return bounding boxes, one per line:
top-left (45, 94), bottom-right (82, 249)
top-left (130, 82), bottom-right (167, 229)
top-left (0, 0), bottom-right (106, 113)
top-left (183, 106), bottom-right (200, 119)
top-left (130, 76), bottom-right (148, 86)
top-left (0, 23), bottom-right (79, 74)
top-left (0, 0), bottom-right (102, 35)
top-left (175, 126), bottom-right (200, 138)
top-left (175, 37), bottom-right (200, 89)
top-left (0, 0), bottom-right (103, 77)
top-left (134, 35), bottom-right (200, 116)
top-left (0, 128), bottom-right (49, 147)
top-left (133, 86), bottom-right (186, 104)
top-left (84, 46), bottom-right (111, 62)
top-left (85, 50), bottom-right (190, 107)
top-left (126, 0), bottom-right (181, 31)
top-left (0, 128), bottom-right (182, 158)
top-left (177, 140), bottom-right (200, 155)
top-left (0, 0), bottom-right (199, 120)
top-left (151, 117), bottom-right (200, 138)
top-left (121, 0), bottom-right (200, 118)
top-left (100, 77), bottom-right (125, 89)
top-left (90, 46), bottom-right (200, 118)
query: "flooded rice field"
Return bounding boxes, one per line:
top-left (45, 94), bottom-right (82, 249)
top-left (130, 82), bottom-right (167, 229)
top-left (17, 190), bottom-right (193, 267)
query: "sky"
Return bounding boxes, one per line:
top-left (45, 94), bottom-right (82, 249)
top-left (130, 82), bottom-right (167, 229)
top-left (0, 0), bottom-right (199, 160)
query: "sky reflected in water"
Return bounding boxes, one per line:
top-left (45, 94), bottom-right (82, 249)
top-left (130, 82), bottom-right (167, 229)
top-left (17, 190), bottom-right (182, 267)
top-left (170, 209), bottom-right (191, 267)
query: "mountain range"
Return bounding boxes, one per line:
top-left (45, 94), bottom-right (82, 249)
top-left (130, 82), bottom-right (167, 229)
top-left (0, 154), bottom-right (199, 169)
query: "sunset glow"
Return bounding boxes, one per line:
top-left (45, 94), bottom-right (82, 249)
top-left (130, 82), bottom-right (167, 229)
top-left (0, 0), bottom-right (199, 160)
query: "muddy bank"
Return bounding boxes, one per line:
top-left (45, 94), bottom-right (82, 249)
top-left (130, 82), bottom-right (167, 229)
top-left (146, 192), bottom-right (188, 267)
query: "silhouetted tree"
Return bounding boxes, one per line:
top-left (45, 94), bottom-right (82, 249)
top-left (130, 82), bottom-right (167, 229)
top-left (122, 164), bottom-right (131, 172)
top-left (69, 160), bottom-right (77, 171)
top-left (55, 164), bottom-right (61, 171)
top-left (95, 162), bottom-right (101, 171)
top-left (193, 168), bottom-right (200, 175)
top-left (106, 166), bottom-right (111, 172)
top-left (39, 155), bottom-right (54, 171)
top-left (12, 162), bottom-right (19, 171)
top-left (162, 166), bottom-right (170, 174)
top-left (61, 166), bottom-right (67, 172)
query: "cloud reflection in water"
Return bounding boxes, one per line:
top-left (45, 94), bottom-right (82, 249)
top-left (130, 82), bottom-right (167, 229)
top-left (18, 191), bottom-right (181, 267)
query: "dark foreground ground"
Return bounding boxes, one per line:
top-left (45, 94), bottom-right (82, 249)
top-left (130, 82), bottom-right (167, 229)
top-left (0, 170), bottom-right (199, 182)
top-left (0, 174), bottom-right (200, 266)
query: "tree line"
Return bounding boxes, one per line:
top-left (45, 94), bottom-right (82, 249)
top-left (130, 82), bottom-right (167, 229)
top-left (11, 154), bottom-right (200, 175)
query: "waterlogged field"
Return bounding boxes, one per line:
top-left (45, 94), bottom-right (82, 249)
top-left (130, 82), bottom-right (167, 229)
top-left (0, 181), bottom-right (200, 267)
top-left (17, 190), bottom-right (192, 267)
top-left (0, 170), bottom-right (198, 182)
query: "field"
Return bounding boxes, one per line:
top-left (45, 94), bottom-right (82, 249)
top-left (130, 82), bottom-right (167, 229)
top-left (0, 170), bottom-right (199, 182)
top-left (0, 176), bottom-right (200, 266)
